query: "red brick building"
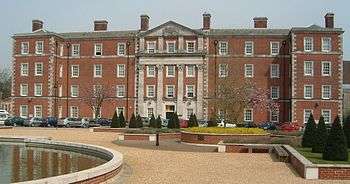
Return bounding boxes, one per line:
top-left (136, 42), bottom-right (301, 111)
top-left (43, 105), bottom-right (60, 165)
top-left (11, 13), bottom-right (344, 125)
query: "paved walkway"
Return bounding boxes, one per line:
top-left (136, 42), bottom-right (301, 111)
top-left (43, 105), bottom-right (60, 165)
top-left (0, 127), bottom-right (345, 184)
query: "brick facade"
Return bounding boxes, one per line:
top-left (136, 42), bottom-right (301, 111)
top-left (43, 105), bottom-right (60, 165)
top-left (11, 13), bottom-right (343, 125)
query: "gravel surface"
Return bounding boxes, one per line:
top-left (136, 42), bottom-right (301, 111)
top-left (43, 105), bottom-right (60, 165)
top-left (0, 127), bottom-right (346, 184)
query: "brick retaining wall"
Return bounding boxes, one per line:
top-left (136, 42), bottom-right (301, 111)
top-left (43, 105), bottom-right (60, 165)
top-left (318, 167), bottom-right (350, 180)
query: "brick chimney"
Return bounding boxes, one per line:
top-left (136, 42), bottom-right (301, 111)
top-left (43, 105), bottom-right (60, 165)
top-left (324, 13), bottom-right (334, 28)
top-left (140, 15), bottom-right (149, 31)
top-left (253, 17), bottom-right (268, 28)
top-left (32, 20), bottom-right (43, 32)
top-left (202, 13), bottom-right (211, 30)
top-left (94, 20), bottom-right (108, 31)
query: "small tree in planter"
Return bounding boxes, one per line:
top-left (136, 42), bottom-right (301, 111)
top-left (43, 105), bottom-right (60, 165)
top-left (188, 114), bottom-right (199, 127)
top-left (129, 113), bottom-right (137, 128)
top-left (302, 113), bottom-right (317, 147)
top-left (344, 115), bottom-right (350, 148)
top-left (111, 111), bottom-right (120, 128)
top-left (119, 111), bottom-right (126, 128)
top-left (156, 115), bottom-right (162, 128)
top-left (167, 113), bottom-right (175, 129)
top-left (149, 114), bottom-right (156, 128)
top-left (173, 112), bottom-right (180, 129)
top-left (312, 116), bottom-right (328, 153)
top-left (323, 116), bottom-right (348, 161)
top-left (136, 114), bottom-right (143, 128)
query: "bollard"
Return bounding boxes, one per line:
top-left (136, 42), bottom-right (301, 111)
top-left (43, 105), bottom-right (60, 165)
top-left (156, 132), bottom-right (159, 146)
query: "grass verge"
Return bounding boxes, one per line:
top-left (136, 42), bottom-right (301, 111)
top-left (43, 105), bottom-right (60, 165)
top-left (183, 127), bottom-right (267, 135)
top-left (296, 147), bottom-right (350, 164)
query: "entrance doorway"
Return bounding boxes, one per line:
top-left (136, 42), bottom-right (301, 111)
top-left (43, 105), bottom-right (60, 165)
top-left (165, 105), bottom-right (175, 119)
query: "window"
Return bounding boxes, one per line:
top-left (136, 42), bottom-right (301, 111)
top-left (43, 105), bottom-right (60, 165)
top-left (59, 65), bottom-right (63, 78)
top-left (21, 63), bottom-right (28, 76)
top-left (20, 105), bottom-right (28, 118)
top-left (71, 65), bottom-right (79, 78)
top-left (34, 105), bottom-right (42, 118)
top-left (70, 85), bottom-right (79, 97)
top-left (245, 64), bottom-right (254, 78)
top-left (21, 42), bottom-right (29, 55)
top-left (322, 85), bottom-right (331, 99)
top-left (166, 65), bottom-right (175, 77)
top-left (270, 64), bottom-right (280, 78)
top-left (304, 37), bottom-right (313, 52)
top-left (20, 84), bottom-right (28, 96)
top-left (35, 62), bottom-right (43, 76)
top-left (271, 86), bottom-right (280, 99)
top-left (167, 41), bottom-right (176, 53)
top-left (94, 44), bottom-right (102, 56)
top-left (34, 83), bottom-right (43, 96)
top-left (187, 109), bottom-right (194, 119)
top-left (186, 41), bottom-right (195, 53)
top-left (304, 109), bottom-right (313, 123)
top-left (58, 85), bottom-right (62, 97)
top-left (71, 44), bottom-right (80, 57)
top-left (186, 85), bottom-right (195, 98)
top-left (322, 109), bottom-right (331, 124)
top-left (117, 64), bottom-right (125, 78)
top-left (166, 85), bottom-right (175, 98)
top-left (322, 37), bottom-right (331, 52)
top-left (147, 85), bottom-right (155, 98)
top-left (147, 65), bottom-right (155, 77)
top-left (270, 42), bottom-right (280, 55)
top-left (270, 110), bottom-right (279, 122)
top-left (304, 61), bottom-right (313, 76)
top-left (322, 61), bottom-right (331, 76)
top-left (147, 41), bottom-right (156, 53)
top-left (116, 85), bottom-right (125, 97)
top-left (219, 42), bottom-right (228, 55)
top-left (147, 108), bottom-right (154, 118)
top-left (219, 64), bottom-right (228, 78)
top-left (244, 41), bottom-right (254, 55)
top-left (117, 43), bottom-right (126, 56)
top-left (186, 65), bottom-right (195, 77)
top-left (304, 85), bottom-right (313, 99)
top-left (244, 109), bottom-right (253, 122)
top-left (70, 106), bottom-right (79, 118)
top-left (94, 64), bottom-right (102, 77)
top-left (116, 107), bottom-right (124, 116)
top-left (35, 41), bottom-right (44, 54)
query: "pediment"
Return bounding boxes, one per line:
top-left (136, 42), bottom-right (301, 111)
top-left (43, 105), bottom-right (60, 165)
top-left (140, 21), bottom-right (202, 37)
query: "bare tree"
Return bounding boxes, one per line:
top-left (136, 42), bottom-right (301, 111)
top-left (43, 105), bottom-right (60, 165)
top-left (0, 66), bottom-right (12, 99)
top-left (81, 83), bottom-right (114, 118)
top-left (213, 75), bottom-right (279, 126)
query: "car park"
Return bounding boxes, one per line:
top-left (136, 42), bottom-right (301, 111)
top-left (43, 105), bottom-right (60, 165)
top-left (57, 117), bottom-right (89, 128)
top-left (24, 117), bottom-right (48, 127)
top-left (94, 118), bottom-right (111, 126)
top-left (4, 116), bottom-right (25, 126)
top-left (47, 117), bottom-right (58, 127)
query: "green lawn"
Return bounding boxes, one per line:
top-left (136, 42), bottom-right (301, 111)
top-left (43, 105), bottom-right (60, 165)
top-left (183, 127), bottom-right (267, 135)
top-left (296, 147), bottom-right (350, 164)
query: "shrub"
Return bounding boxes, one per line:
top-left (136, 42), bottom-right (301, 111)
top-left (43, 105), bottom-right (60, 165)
top-left (119, 111), bottom-right (126, 128)
top-left (312, 116), bottom-right (328, 153)
top-left (156, 115), bottom-right (162, 128)
top-left (111, 111), bottom-right (120, 128)
top-left (207, 117), bottom-right (218, 127)
top-left (128, 113), bottom-right (137, 128)
top-left (167, 113), bottom-right (175, 129)
top-left (136, 114), bottom-right (143, 128)
top-left (302, 113), bottom-right (317, 147)
top-left (344, 115), bottom-right (350, 148)
top-left (149, 114), bottom-right (156, 128)
top-left (323, 116), bottom-right (349, 161)
top-left (188, 114), bottom-right (199, 127)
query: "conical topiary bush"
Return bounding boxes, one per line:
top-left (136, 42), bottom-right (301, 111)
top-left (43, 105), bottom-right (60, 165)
top-left (323, 116), bottom-right (348, 161)
top-left (136, 114), bottom-right (143, 128)
top-left (312, 116), bottom-right (328, 153)
top-left (344, 115), bottom-right (350, 148)
top-left (119, 111), bottom-right (126, 128)
top-left (302, 113), bottom-right (317, 147)
top-left (129, 113), bottom-right (137, 128)
top-left (149, 114), bottom-right (156, 128)
top-left (156, 115), bottom-right (162, 129)
top-left (111, 111), bottom-right (120, 128)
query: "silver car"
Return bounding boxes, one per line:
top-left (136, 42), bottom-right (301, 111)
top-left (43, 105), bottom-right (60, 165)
top-left (58, 117), bottom-right (89, 128)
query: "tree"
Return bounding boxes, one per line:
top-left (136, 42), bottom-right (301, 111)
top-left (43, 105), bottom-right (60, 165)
top-left (149, 114), bottom-right (156, 128)
top-left (0, 66), bottom-right (11, 99)
top-left (167, 113), bottom-right (175, 129)
top-left (213, 76), bottom-right (278, 126)
top-left (156, 115), bottom-right (162, 128)
top-left (81, 83), bottom-right (113, 119)
top-left (111, 111), bottom-right (120, 128)
top-left (173, 112), bottom-right (180, 129)
top-left (188, 113), bottom-right (199, 127)
top-left (312, 116), bottom-right (328, 153)
top-left (193, 114), bottom-right (198, 127)
top-left (129, 113), bottom-right (137, 128)
top-left (344, 115), bottom-right (350, 148)
top-left (136, 114), bottom-right (143, 128)
top-left (323, 116), bottom-right (348, 161)
top-left (119, 111), bottom-right (126, 128)
top-left (302, 113), bottom-right (317, 147)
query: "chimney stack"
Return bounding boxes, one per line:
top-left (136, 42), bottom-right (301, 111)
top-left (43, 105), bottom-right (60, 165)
top-left (253, 17), bottom-right (268, 28)
top-left (202, 13), bottom-right (211, 30)
top-left (140, 15), bottom-right (150, 31)
top-left (94, 20), bottom-right (108, 31)
top-left (32, 20), bottom-right (43, 32)
top-left (324, 13), bottom-right (334, 28)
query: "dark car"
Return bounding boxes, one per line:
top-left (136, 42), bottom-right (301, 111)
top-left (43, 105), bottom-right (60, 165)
top-left (4, 116), bottom-right (25, 126)
top-left (24, 117), bottom-right (48, 127)
top-left (47, 117), bottom-right (58, 127)
top-left (259, 122), bottom-right (277, 130)
top-left (95, 118), bottom-right (111, 126)
top-left (244, 121), bottom-right (257, 128)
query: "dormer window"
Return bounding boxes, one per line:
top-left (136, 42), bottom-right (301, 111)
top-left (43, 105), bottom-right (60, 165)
top-left (147, 41), bottom-right (156, 53)
top-left (167, 41), bottom-right (176, 53)
top-left (94, 44), bottom-right (102, 56)
top-left (186, 41), bottom-right (195, 53)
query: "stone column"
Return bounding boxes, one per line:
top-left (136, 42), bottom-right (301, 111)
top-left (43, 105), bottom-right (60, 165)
top-left (137, 65), bottom-right (145, 116)
top-left (198, 36), bottom-right (204, 52)
top-left (139, 38), bottom-right (145, 52)
top-left (158, 37), bottom-right (163, 53)
top-left (156, 65), bottom-right (164, 117)
top-left (178, 36), bottom-right (184, 52)
top-left (177, 64), bottom-right (184, 118)
top-left (196, 64), bottom-right (204, 119)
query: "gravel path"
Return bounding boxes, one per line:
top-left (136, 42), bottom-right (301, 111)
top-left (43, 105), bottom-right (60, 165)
top-left (0, 127), bottom-right (345, 184)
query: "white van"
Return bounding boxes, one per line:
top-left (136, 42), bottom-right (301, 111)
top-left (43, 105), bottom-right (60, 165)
top-left (0, 110), bottom-right (9, 125)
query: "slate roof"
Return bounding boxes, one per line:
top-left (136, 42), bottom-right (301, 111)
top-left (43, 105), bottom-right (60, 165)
top-left (291, 24), bottom-right (343, 33)
top-left (13, 29), bottom-right (138, 38)
top-left (207, 29), bottom-right (290, 36)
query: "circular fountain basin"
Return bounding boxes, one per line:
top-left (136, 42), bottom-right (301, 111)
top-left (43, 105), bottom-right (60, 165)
top-left (0, 136), bottom-right (123, 184)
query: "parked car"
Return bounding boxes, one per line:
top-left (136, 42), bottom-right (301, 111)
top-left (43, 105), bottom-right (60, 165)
top-left (47, 117), bottom-right (58, 127)
top-left (0, 110), bottom-right (10, 125)
top-left (24, 117), bottom-right (48, 127)
top-left (259, 122), bottom-right (277, 130)
top-left (278, 122), bottom-right (301, 132)
top-left (243, 121), bottom-right (257, 128)
top-left (93, 118), bottom-right (110, 126)
top-left (58, 117), bottom-right (89, 128)
top-left (4, 116), bottom-right (25, 126)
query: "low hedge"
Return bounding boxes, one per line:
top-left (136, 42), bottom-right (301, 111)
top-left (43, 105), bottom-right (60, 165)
top-left (183, 127), bottom-right (267, 135)
top-left (125, 128), bottom-right (181, 134)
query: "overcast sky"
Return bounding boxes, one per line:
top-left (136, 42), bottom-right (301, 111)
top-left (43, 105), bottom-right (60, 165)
top-left (0, 0), bottom-right (348, 68)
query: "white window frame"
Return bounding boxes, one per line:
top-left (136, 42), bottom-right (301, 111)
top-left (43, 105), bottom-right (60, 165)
top-left (35, 62), bottom-right (43, 76)
top-left (270, 109), bottom-right (279, 123)
top-left (94, 43), bottom-right (103, 56)
top-left (20, 84), bottom-right (28, 96)
top-left (186, 41), bottom-right (196, 53)
top-left (166, 85), bottom-right (175, 98)
top-left (34, 105), bottom-right (43, 118)
top-left (322, 37), bottom-right (332, 52)
top-left (304, 85), bottom-right (313, 99)
top-left (244, 108), bottom-right (253, 122)
top-left (94, 64), bottom-right (102, 78)
top-left (186, 65), bottom-right (195, 77)
top-left (270, 86), bottom-right (280, 100)
top-left (166, 65), bottom-right (175, 77)
top-left (117, 43), bottom-right (126, 56)
top-left (70, 106), bottom-right (79, 118)
top-left (20, 105), bottom-right (28, 118)
top-left (70, 85), bottom-right (79, 97)
top-left (321, 109), bottom-right (331, 124)
top-left (117, 64), bottom-right (126, 78)
top-left (270, 42), bottom-right (280, 55)
top-left (71, 65), bottom-right (79, 78)
top-left (219, 64), bottom-right (228, 78)
top-left (147, 85), bottom-right (155, 98)
top-left (244, 64), bottom-right (254, 78)
top-left (35, 41), bottom-right (44, 55)
top-left (147, 41), bottom-right (156, 53)
top-left (270, 64), bottom-right (280, 78)
top-left (244, 41), bottom-right (254, 55)
top-left (34, 83), bottom-right (43, 96)
top-left (20, 63), bottom-right (29, 76)
top-left (21, 42), bottom-right (29, 55)
top-left (147, 65), bottom-right (155, 77)
top-left (304, 109), bottom-right (313, 124)
top-left (116, 85), bottom-right (125, 97)
top-left (304, 37), bottom-right (313, 52)
top-left (304, 61), bottom-right (314, 76)
top-left (321, 61), bottom-right (331, 76)
top-left (166, 41), bottom-right (176, 53)
top-left (219, 41), bottom-right (228, 55)
top-left (186, 85), bottom-right (195, 98)
top-left (322, 85), bottom-right (331, 99)
top-left (71, 44), bottom-right (80, 57)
